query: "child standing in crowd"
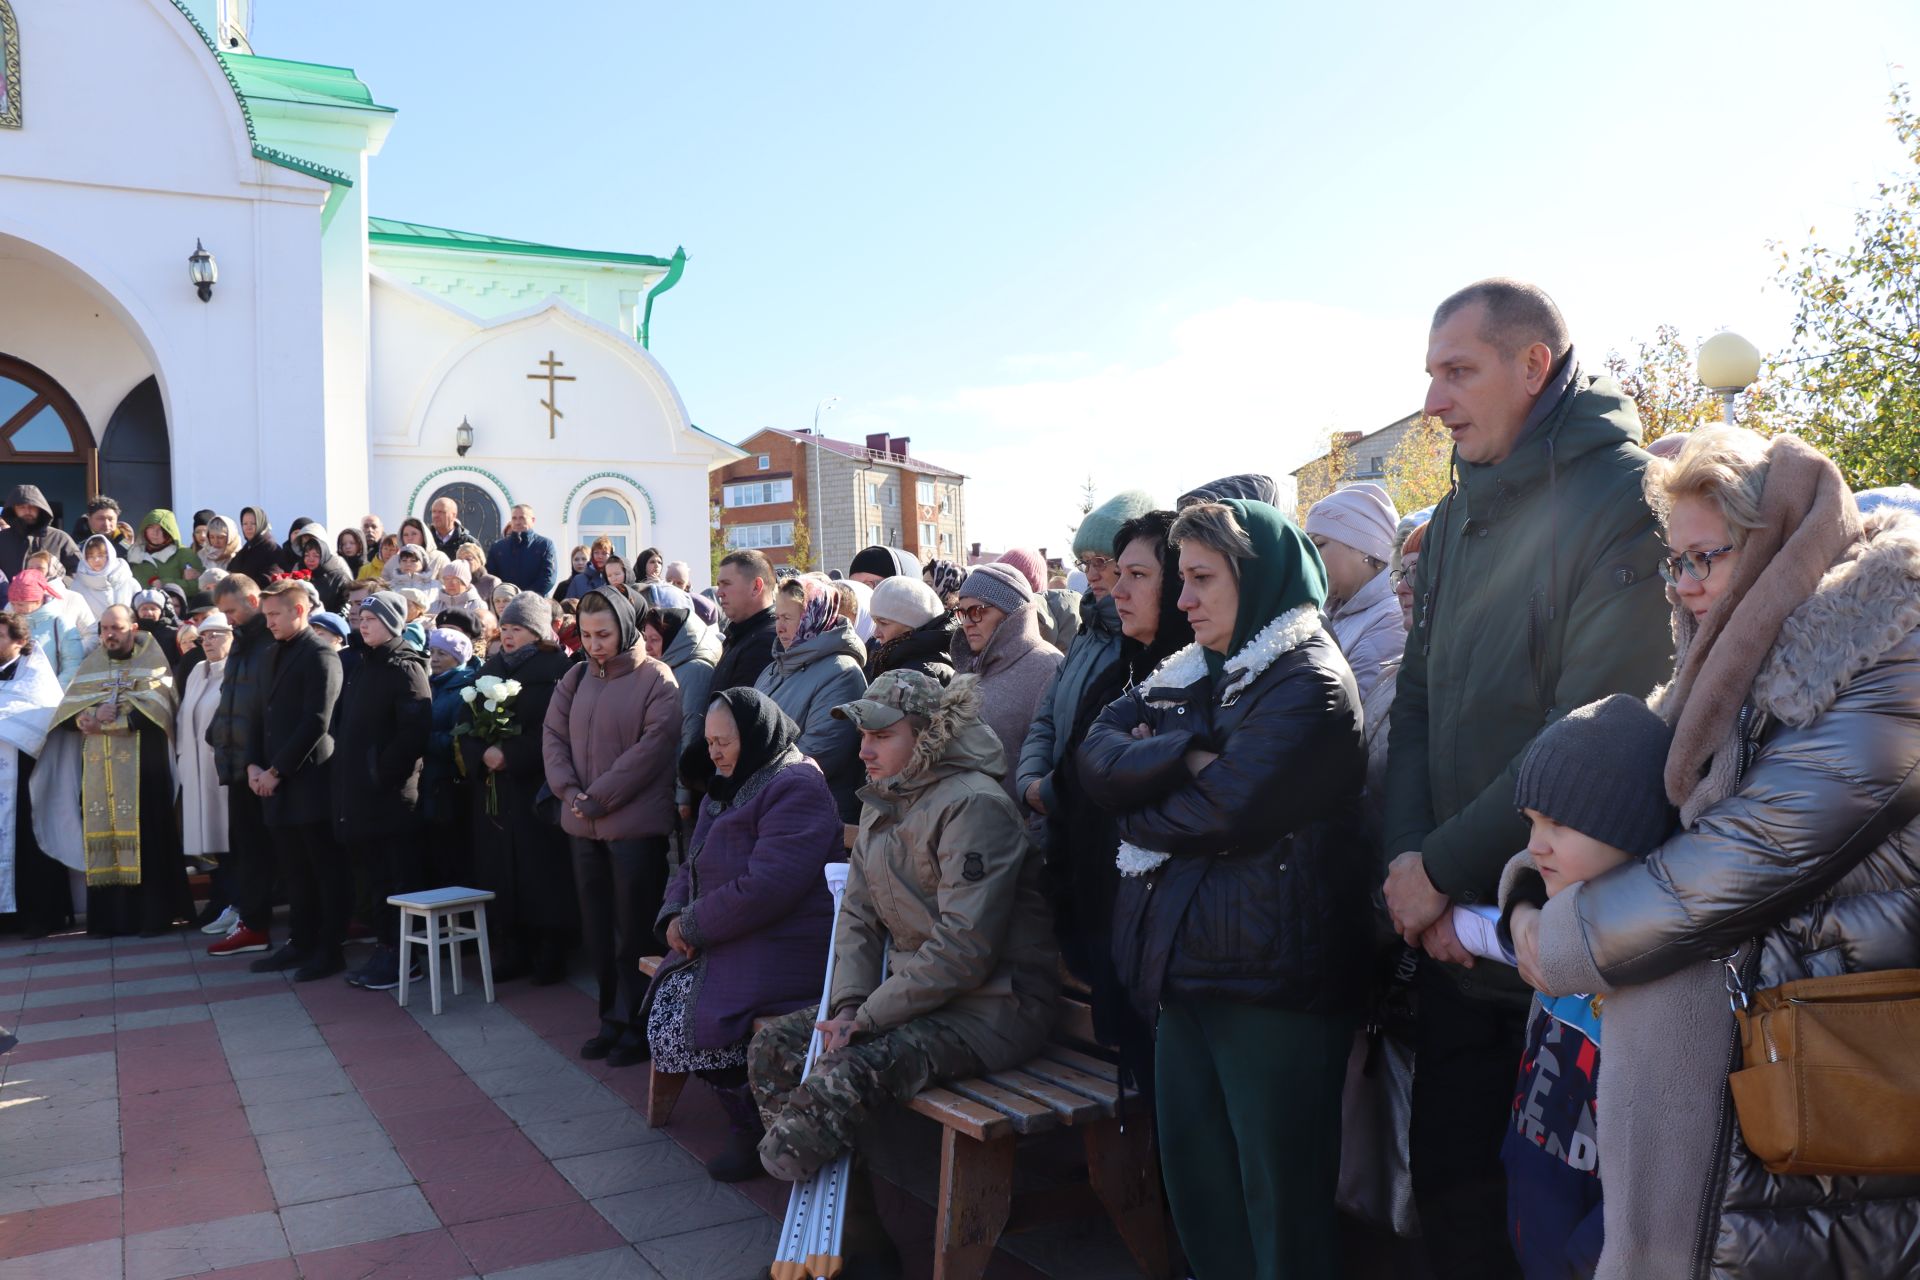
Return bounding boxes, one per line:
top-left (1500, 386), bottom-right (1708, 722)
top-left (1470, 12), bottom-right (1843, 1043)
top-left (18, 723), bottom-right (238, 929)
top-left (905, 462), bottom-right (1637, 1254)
top-left (1497, 695), bottom-right (1675, 1280)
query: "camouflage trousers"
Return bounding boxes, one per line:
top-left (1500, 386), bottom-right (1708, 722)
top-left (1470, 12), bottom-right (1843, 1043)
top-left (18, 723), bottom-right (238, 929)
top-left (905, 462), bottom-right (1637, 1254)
top-left (748, 1005), bottom-right (983, 1178)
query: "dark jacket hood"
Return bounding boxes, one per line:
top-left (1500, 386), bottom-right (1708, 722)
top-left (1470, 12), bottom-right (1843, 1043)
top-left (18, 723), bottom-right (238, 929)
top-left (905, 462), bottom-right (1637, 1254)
top-left (5, 485), bottom-right (52, 526)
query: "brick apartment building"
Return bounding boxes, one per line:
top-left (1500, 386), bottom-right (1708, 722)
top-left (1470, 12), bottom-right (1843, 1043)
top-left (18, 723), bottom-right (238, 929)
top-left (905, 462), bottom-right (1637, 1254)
top-left (710, 427), bottom-right (968, 573)
top-left (1290, 410), bottom-right (1423, 487)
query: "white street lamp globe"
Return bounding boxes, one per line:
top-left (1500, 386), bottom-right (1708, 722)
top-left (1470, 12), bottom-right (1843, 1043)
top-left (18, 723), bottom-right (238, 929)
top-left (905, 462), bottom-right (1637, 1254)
top-left (1697, 330), bottom-right (1763, 392)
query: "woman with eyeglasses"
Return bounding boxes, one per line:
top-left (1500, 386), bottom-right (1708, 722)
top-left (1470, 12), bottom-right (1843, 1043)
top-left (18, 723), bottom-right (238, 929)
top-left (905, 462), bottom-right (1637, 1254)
top-left (1304, 482), bottom-right (1404, 702)
top-left (951, 563), bottom-right (1061, 803)
top-left (1505, 427), bottom-right (1920, 1280)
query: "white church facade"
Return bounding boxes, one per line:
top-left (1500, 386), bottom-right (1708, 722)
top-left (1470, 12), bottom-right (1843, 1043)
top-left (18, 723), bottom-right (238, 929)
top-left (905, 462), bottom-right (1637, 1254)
top-left (0, 0), bottom-right (738, 564)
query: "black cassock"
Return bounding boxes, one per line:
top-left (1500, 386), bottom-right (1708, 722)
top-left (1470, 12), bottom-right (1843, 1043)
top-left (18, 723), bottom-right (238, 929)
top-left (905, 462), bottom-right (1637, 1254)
top-left (79, 709), bottom-right (191, 937)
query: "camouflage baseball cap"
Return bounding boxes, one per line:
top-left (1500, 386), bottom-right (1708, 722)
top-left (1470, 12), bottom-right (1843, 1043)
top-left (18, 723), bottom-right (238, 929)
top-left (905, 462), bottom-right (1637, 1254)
top-left (832, 670), bottom-right (943, 730)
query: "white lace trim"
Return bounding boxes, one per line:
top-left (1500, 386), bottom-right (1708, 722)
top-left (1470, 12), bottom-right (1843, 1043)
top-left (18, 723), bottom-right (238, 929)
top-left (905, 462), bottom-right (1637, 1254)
top-left (1118, 604), bottom-right (1322, 877)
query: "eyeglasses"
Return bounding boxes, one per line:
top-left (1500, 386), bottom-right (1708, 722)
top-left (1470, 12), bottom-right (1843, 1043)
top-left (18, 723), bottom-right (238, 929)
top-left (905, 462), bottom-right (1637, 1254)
top-left (1659, 545), bottom-right (1736, 584)
top-left (955, 603), bottom-right (997, 624)
top-left (1389, 568), bottom-right (1411, 587)
top-left (1075, 556), bottom-right (1114, 575)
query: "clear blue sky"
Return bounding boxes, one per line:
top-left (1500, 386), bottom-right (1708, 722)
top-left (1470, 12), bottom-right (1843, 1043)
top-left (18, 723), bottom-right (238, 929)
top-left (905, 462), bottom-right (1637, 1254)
top-left (258, 1), bottom-right (1920, 549)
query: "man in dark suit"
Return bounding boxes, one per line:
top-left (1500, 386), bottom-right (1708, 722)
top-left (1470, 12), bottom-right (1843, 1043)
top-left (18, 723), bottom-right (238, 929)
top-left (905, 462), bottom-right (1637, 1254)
top-left (204, 574), bottom-right (278, 957)
top-left (248, 579), bottom-right (346, 981)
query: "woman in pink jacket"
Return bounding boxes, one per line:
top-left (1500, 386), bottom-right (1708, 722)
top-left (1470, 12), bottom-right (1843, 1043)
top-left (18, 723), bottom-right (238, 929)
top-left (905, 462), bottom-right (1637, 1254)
top-left (543, 587), bottom-right (682, 1067)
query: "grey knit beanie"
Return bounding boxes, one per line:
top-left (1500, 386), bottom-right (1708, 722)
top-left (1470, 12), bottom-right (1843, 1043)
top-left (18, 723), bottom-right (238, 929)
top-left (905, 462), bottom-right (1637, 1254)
top-left (1514, 694), bottom-right (1676, 858)
top-left (361, 590), bottom-right (407, 637)
top-left (958, 562), bottom-right (1032, 616)
top-left (499, 591), bottom-right (556, 643)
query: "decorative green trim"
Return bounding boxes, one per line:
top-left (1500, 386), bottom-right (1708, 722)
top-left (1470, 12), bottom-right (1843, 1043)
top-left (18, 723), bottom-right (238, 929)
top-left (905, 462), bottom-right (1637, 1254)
top-left (638, 246), bottom-right (686, 349)
top-left (1, 0), bottom-right (22, 131)
top-left (222, 53), bottom-right (394, 114)
top-left (561, 473), bottom-right (657, 525)
top-left (369, 218), bottom-right (672, 268)
top-left (165, 0), bottom-right (354, 187)
top-left (406, 465), bottom-right (515, 519)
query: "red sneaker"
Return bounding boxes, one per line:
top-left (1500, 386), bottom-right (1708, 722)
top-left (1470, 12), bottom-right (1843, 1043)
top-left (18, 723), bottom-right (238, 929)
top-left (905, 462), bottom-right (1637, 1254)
top-left (208, 926), bottom-right (270, 956)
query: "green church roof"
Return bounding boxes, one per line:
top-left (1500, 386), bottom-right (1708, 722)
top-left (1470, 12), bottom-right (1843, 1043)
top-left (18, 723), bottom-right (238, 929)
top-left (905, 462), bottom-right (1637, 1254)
top-left (367, 218), bottom-right (676, 269)
top-left (221, 54), bottom-right (396, 114)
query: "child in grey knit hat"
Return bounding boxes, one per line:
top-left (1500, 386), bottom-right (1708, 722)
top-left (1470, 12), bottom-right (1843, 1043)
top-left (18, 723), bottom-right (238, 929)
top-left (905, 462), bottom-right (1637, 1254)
top-left (1497, 693), bottom-right (1676, 1280)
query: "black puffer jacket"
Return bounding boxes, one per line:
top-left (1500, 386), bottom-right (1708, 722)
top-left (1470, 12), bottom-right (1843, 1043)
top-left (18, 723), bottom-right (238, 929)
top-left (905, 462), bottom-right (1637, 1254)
top-left (866, 614), bottom-right (957, 683)
top-left (1079, 609), bottom-right (1368, 1024)
top-left (329, 635), bottom-right (431, 835)
top-left (205, 611), bottom-right (274, 787)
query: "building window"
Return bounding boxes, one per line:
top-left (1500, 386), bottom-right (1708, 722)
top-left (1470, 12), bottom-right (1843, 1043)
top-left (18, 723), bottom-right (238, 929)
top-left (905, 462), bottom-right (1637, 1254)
top-left (726, 521), bottom-right (793, 550)
top-left (865, 482), bottom-right (880, 505)
top-left (1370, 456), bottom-right (1384, 474)
top-left (579, 492), bottom-right (636, 561)
top-left (867, 523), bottom-right (882, 546)
top-left (722, 478), bottom-right (792, 507)
top-left (945, 486), bottom-right (960, 512)
top-left (917, 478), bottom-right (936, 507)
top-left (920, 522), bottom-right (937, 546)
top-left (757, 454), bottom-right (770, 471)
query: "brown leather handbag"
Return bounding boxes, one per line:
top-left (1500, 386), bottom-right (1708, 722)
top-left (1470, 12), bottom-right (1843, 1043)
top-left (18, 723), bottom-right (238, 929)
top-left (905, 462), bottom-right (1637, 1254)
top-left (1725, 765), bottom-right (1920, 1177)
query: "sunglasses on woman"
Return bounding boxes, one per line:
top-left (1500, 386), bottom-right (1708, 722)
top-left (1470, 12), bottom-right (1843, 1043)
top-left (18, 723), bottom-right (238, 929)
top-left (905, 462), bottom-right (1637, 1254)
top-left (955, 603), bottom-right (997, 624)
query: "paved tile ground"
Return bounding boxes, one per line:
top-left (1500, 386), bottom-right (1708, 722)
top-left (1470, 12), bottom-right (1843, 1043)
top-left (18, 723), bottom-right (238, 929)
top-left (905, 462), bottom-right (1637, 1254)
top-left (0, 926), bottom-right (1092, 1280)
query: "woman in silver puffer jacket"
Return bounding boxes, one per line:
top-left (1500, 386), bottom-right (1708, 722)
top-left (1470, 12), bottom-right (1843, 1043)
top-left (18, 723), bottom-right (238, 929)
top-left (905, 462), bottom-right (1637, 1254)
top-left (1510, 428), bottom-right (1920, 1280)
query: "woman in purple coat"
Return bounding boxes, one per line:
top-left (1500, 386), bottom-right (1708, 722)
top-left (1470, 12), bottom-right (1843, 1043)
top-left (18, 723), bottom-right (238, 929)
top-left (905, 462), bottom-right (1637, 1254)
top-left (653, 686), bottom-right (843, 1181)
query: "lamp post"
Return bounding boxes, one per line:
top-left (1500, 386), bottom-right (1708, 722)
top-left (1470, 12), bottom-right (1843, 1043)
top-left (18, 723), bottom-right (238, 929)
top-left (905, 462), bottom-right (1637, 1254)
top-left (1697, 330), bottom-right (1762, 426)
top-left (187, 239), bottom-right (217, 302)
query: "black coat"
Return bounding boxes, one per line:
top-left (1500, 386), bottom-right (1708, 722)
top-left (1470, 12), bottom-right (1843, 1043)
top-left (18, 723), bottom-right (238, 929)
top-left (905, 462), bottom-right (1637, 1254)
top-left (0, 485), bottom-right (81, 577)
top-left (710, 607), bottom-right (777, 693)
top-left (458, 647), bottom-right (577, 932)
top-left (259, 628), bottom-right (342, 828)
top-left (866, 615), bottom-right (957, 683)
top-left (305, 553), bottom-right (354, 613)
top-left (227, 535), bottom-right (282, 584)
top-left (206, 612), bottom-right (273, 787)
top-left (329, 637), bottom-right (431, 836)
top-left (1078, 623), bottom-right (1370, 1024)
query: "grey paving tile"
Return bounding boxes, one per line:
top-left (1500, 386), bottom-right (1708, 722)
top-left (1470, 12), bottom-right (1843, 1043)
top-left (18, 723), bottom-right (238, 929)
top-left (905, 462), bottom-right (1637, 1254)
top-left (234, 1064), bottom-right (350, 1106)
top-left (111, 949), bottom-right (199, 972)
top-left (225, 1045), bottom-right (341, 1081)
top-left (520, 1108), bottom-right (665, 1159)
top-left (244, 1089), bottom-right (373, 1135)
top-left (217, 1023), bottom-right (326, 1056)
top-left (591, 1178), bottom-right (762, 1243)
top-left (265, 1147), bottom-right (416, 1207)
top-left (0, 1156), bottom-right (123, 1213)
top-left (484, 1246), bottom-right (665, 1280)
top-left (8, 1012), bottom-right (119, 1042)
top-left (634, 1214), bottom-right (781, 1280)
top-left (107, 973), bottom-right (209, 999)
top-left (20, 979), bottom-right (118, 1008)
top-left (467, 1057), bottom-right (585, 1097)
top-left (554, 1143), bottom-right (707, 1199)
top-left (23, 956), bottom-right (118, 979)
top-left (123, 1210), bottom-right (289, 1280)
top-left (116, 1005), bottom-right (213, 1031)
top-left (6, 1236), bottom-right (124, 1280)
top-left (0, 1126), bottom-right (122, 1177)
top-left (207, 992), bottom-right (308, 1024)
top-left (277, 1183), bottom-right (439, 1254)
top-left (492, 1080), bottom-right (628, 1126)
top-left (256, 1117), bottom-right (395, 1168)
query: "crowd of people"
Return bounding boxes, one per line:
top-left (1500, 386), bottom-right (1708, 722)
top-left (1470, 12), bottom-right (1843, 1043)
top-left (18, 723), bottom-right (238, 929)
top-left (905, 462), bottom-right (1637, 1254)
top-left (3, 276), bottom-right (1918, 1280)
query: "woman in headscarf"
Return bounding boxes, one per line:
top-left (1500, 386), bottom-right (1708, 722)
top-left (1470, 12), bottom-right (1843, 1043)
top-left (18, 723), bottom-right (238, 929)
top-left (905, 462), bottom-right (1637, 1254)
top-left (949, 563), bottom-right (1060, 799)
top-left (601, 555), bottom-right (649, 612)
top-left (1304, 482), bottom-right (1404, 702)
top-left (128, 509), bottom-right (198, 593)
top-left (1509, 429), bottom-right (1920, 1280)
top-left (358, 533), bottom-right (401, 583)
top-left (226, 506), bottom-right (281, 583)
top-left (1048, 508), bottom-right (1192, 1079)
top-left (0, 613), bottom-right (71, 937)
top-left (833, 578), bottom-right (874, 644)
top-left (462, 594), bottom-right (577, 985)
top-left (923, 558), bottom-right (966, 607)
top-left (753, 573), bottom-right (869, 820)
top-left (654, 687), bottom-right (841, 1181)
top-left (8, 570), bottom-right (86, 686)
top-left (383, 544), bottom-right (441, 596)
top-left (542, 587), bottom-right (682, 1068)
top-left (335, 527), bottom-right (368, 576)
top-left (1079, 499), bottom-right (1368, 1280)
top-left (199, 514), bottom-right (240, 577)
top-left (291, 525), bottom-right (354, 612)
top-left (71, 534), bottom-right (137, 623)
top-left (174, 615), bottom-right (232, 919)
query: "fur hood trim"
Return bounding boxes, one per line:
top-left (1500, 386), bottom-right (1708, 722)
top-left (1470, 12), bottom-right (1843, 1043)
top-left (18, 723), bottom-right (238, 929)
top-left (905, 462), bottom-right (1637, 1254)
top-left (1117, 604), bottom-right (1322, 877)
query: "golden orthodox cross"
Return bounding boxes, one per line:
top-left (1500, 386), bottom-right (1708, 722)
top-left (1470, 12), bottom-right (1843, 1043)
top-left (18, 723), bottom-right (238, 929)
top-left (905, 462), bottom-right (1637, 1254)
top-left (526, 351), bottom-right (577, 439)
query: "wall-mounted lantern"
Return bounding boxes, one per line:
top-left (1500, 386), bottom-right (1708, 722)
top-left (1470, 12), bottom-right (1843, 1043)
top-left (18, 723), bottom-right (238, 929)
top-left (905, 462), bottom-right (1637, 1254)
top-left (188, 239), bottom-right (218, 303)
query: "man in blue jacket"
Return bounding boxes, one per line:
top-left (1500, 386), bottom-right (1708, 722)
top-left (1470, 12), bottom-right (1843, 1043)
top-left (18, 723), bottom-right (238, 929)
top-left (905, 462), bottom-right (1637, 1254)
top-left (487, 503), bottom-right (557, 596)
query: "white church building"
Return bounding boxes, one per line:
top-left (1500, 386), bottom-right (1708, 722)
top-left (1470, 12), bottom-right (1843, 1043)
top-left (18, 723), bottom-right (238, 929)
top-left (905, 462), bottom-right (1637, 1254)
top-left (0, 0), bottom-right (739, 564)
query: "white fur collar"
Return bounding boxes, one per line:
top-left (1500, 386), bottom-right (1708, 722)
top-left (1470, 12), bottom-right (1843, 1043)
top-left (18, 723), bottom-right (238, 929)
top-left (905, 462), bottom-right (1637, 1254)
top-left (1117, 604), bottom-right (1321, 876)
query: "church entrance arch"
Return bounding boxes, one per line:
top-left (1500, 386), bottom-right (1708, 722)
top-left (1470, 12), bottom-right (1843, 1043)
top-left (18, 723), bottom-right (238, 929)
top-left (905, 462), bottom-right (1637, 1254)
top-left (426, 480), bottom-right (501, 548)
top-left (0, 352), bottom-right (95, 532)
top-left (100, 376), bottom-right (170, 521)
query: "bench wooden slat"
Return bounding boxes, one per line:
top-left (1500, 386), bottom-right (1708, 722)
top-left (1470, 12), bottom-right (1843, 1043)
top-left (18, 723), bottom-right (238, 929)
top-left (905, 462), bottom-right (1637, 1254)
top-left (1019, 1057), bottom-right (1120, 1116)
top-left (942, 1076), bottom-right (1060, 1136)
top-left (982, 1068), bottom-right (1105, 1125)
top-left (908, 1087), bottom-right (1015, 1142)
top-left (1039, 1043), bottom-right (1124, 1086)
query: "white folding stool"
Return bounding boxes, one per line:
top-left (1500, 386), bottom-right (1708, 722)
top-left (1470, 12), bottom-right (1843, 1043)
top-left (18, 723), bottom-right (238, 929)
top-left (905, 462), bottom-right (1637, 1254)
top-left (386, 886), bottom-right (496, 1015)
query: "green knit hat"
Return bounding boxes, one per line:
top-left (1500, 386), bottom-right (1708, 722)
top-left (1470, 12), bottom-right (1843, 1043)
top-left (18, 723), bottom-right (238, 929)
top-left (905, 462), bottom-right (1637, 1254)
top-left (1074, 489), bottom-right (1159, 558)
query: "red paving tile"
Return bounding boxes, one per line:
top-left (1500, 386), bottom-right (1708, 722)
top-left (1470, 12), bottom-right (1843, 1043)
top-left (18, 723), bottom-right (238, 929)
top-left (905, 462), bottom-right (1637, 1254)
top-left (195, 1260), bottom-right (300, 1280)
top-left (448, 1200), bottom-right (626, 1273)
top-left (377, 1098), bottom-right (516, 1147)
top-left (123, 1104), bottom-right (255, 1150)
top-left (117, 1021), bottom-right (224, 1049)
top-left (121, 1166), bottom-right (277, 1234)
top-left (295, 1228), bottom-right (475, 1280)
top-left (394, 1125), bottom-right (547, 1183)
top-left (361, 1074), bottom-right (490, 1119)
top-left (14, 995), bottom-right (116, 1024)
top-left (0, 1191), bottom-right (123, 1256)
top-left (343, 1049), bottom-right (466, 1092)
top-left (419, 1159), bottom-right (580, 1225)
top-left (122, 1133), bottom-right (266, 1190)
top-left (0, 1030), bottom-right (118, 1064)
top-left (118, 1079), bottom-right (242, 1122)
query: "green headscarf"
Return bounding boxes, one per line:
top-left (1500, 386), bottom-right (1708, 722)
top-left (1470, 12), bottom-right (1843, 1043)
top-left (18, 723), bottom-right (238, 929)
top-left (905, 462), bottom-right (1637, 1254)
top-left (1204, 498), bottom-right (1327, 681)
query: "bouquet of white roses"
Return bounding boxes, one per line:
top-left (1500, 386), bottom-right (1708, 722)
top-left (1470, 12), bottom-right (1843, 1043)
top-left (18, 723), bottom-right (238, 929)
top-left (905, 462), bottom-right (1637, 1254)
top-left (454, 674), bottom-right (523, 816)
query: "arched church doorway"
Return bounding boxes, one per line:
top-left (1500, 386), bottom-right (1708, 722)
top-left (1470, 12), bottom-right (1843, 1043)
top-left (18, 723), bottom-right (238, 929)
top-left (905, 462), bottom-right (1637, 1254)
top-left (100, 376), bottom-right (171, 520)
top-left (426, 480), bottom-right (501, 548)
top-left (0, 353), bottom-right (94, 534)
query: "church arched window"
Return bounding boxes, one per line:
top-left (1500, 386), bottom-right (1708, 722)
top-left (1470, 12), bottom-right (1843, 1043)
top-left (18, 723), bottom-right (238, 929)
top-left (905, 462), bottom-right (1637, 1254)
top-left (579, 492), bottom-right (635, 560)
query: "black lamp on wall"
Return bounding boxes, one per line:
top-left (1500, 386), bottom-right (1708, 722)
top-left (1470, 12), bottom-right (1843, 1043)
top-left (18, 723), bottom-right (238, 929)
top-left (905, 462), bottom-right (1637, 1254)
top-left (455, 416), bottom-right (474, 456)
top-left (187, 239), bottom-right (217, 302)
